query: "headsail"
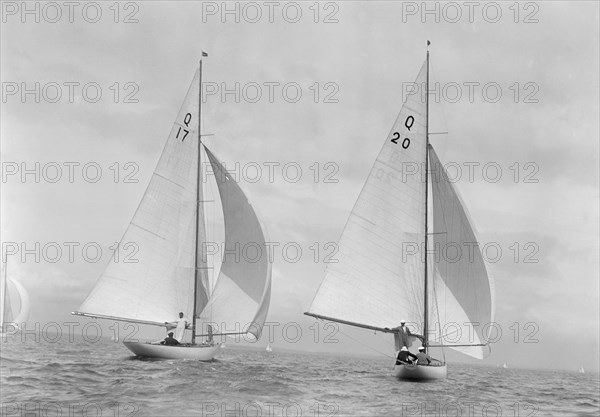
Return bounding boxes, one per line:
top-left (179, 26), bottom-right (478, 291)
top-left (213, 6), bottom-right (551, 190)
top-left (428, 145), bottom-right (495, 358)
top-left (306, 60), bottom-right (429, 330)
top-left (10, 278), bottom-right (29, 325)
top-left (0, 265), bottom-right (11, 325)
top-left (1, 267), bottom-right (30, 330)
top-left (76, 70), bottom-right (205, 324)
top-left (200, 147), bottom-right (272, 339)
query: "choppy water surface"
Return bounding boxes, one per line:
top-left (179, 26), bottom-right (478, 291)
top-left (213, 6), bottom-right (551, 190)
top-left (1, 337), bottom-right (598, 416)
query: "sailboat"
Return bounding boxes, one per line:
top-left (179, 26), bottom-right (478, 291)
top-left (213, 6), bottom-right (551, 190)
top-left (73, 54), bottom-right (272, 360)
top-left (305, 43), bottom-right (495, 380)
top-left (266, 342), bottom-right (273, 353)
top-left (578, 366), bottom-right (585, 374)
top-left (0, 262), bottom-right (30, 335)
top-left (502, 362), bottom-right (508, 369)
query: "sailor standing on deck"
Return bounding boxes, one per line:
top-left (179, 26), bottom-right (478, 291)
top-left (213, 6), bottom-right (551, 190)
top-left (392, 319), bottom-right (412, 350)
top-left (165, 312), bottom-right (188, 343)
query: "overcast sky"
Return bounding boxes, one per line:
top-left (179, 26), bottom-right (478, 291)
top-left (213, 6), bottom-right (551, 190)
top-left (1, 1), bottom-right (598, 372)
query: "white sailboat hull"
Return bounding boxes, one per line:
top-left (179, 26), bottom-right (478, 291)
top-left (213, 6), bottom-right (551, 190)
top-left (123, 341), bottom-right (220, 360)
top-left (394, 363), bottom-right (447, 380)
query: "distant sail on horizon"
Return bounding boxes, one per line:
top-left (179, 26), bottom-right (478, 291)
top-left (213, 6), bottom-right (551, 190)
top-left (1, 263), bottom-right (30, 333)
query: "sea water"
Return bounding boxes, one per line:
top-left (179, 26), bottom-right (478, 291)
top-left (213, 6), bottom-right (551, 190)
top-left (1, 336), bottom-right (598, 416)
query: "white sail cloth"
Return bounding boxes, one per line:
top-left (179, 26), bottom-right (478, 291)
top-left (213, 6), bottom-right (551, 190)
top-left (78, 70), bottom-right (201, 323)
top-left (1, 273), bottom-right (30, 328)
top-left (307, 61), bottom-right (429, 330)
top-left (428, 146), bottom-right (495, 358)
top-left (199, 148), bottom-right (272, 340)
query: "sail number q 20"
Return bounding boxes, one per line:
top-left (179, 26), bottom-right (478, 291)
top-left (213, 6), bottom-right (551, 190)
top-left (390, 115), bottom-right (415, 150)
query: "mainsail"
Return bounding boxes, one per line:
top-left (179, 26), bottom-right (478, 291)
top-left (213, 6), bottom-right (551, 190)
top-left (77, 70), bottom-right (202, 324)
top-left (76, 67), bottom-right (272, 340)
top-left (306, 61), bottom-right (428, 331)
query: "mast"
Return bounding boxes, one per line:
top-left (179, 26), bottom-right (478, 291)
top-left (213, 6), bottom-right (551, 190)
top-left (423, 41), bottom-right (430, 352)
top-left (192, 53), bottom-right (208, 345)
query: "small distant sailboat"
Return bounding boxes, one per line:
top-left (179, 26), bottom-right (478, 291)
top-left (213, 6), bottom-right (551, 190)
top-left (266, 343), bottom-right (273, 353)
top-left (73, 53), bottom-right (272, 360)
top-left (578, 366), bottom-right (585, 374)
top-left (305, 43), bottom-right (495, 381)
top-left (502, 363), bottom-right (508, 369)
top-left (0, 263), bottom-right (30, 335)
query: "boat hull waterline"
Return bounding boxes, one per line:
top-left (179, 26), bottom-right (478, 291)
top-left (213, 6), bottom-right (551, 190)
top-left (394, 364), bottom-right (447, 380)
top-left (124, 341), bottom-right (220, 360)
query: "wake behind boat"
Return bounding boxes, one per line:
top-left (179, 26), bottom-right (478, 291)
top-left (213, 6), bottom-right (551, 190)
top-left (305, 43), bottom-right (495, 381)
top-left (73, 54), bottom-right (272, 360)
